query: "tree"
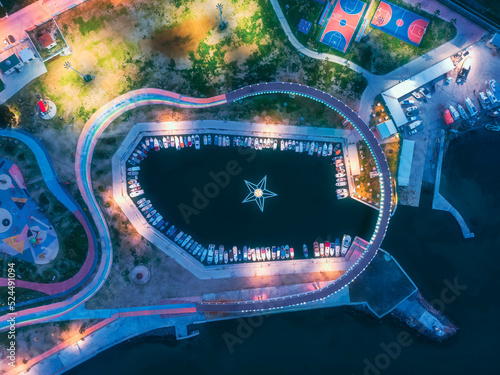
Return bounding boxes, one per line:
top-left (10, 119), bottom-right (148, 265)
top-left (450, 18), bottom-right (457, 26)
top-left (0, 6), bottom-right (6, 19)
top-left (433, 9), bottom-right (441, 18)
top-left (0, 105), bottom-right (16, 128)
top-left (415, 2), bottom-right (422, 11)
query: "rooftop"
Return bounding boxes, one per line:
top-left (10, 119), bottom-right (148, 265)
top-left (38, 33), bottom-right (55, 48)
top-left (0, 53), bottom-right (21, 73)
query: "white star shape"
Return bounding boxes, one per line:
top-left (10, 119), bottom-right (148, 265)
top-left (242, 176), bottom-right (277, 212)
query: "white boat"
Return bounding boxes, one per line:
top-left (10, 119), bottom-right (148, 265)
top-left (162, 136), bottom-right (169, 148)
top-left (299, 141), bottom-right (303, 153)
top-left (200, 248), bottom-right (208, 262)
top-left (266, 247), bottom-right (271, 261)
top-left (243, 246), bottom-right (248, 261)
top-left (203, 135), bottom-right (208, 145)
top-left (465, 97), bottom-right (478, 117)
top-left (449, 105), bottom-right (460, 120)
top-left (335, 238), bottom-right (341, 257)
top-left (207, 135), bottom-right (212, 145)
top-left (194, 135), bottom-right (200, 150)
top-left (224, 250), bottom-right (228, 264)
top-left (251, 248), bottom-right (256, 262)
top-left (214, 246), bottom-right (219, 264)
top-left (328, 143), bottom-right (333, 156)
top-left (207, 244), bottom-right (214, 264)
top-left (336, 182), bottom-right (347, 186)
top-left (130, 189), bottom-right (144, 198)
top-left (218, 245), bottom-right (224, 263)
top-left (256, 247), bottom-right (261, 261)
top-left (487, 89), bottom-right (498, 104)
top-left (218, 135), bottom-right (222, 147)
top-left (341, 235), bottom-right (352, 256)
top-left (457, 104), bottom-right (469, 120)
top-left (308, 143), bottom-right (314, 156)
top-left (280, 140), bottom-right (285, 150)
top-left (174, 136), bottom-right (180, 150)
top-left (273, 139), bottom-right (278, 150)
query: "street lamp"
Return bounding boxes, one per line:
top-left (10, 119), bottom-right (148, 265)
top-left (216, 3), bottom-right (227, 30)
top-left (64, 61), bottom-right (94, 82)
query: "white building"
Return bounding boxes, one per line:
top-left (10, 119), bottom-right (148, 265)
top-left (398, 140), bottom-right (415, 187)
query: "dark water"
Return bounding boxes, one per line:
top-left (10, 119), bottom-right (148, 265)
top-left (69, 130), bottom-right (499, 375)
top-left (137, 143), bottom-right (377, 254)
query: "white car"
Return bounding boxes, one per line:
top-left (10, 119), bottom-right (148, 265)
top-left (419, 87), bottom-right (432, 99)
top-left (408, 116), bottom-right (418, 121)
top-left (406, 106), bottom-right (418, 113)
top-left (408, 129), bottom-right (418, 136)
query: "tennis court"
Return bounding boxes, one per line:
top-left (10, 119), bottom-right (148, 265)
top-left (319, 0), bottom-right (367, 53)
top-left (370, 1), bottom-right (429, 46)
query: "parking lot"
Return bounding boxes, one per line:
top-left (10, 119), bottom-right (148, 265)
top-left (396, 40), bottom-right (500, 206)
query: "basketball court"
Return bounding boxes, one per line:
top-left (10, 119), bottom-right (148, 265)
top-left (319, 0), bottom-right (367, 53)
top-left (370, 1), bottom-right (429, 46)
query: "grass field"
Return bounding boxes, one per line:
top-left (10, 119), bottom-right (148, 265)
top-left (279, 0), bottom-right (457, 74)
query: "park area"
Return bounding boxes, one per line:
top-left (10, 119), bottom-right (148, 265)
top-left (278, 0), bottom-right (457, 74)
top-left (6, 0), bottom-right (367, 138)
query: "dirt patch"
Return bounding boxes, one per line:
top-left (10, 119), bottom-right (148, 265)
top-left (150, 16), bottom-right (214, 58)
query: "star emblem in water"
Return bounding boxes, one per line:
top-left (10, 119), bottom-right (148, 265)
top-left (242, 176), bottom-right (277, 212)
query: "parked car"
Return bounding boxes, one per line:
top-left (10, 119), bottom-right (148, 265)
top-left (406, 106), bottom-right (418, 113)
top-left (412, 91), bottom-right (423, 100)
top-left (400, 99), bottom-right (415, 105)
top-left (408, 116), bottom-right (419, 122)
top-left (408, 129), bottom-right (418, 136)
top-left (7, 35), bottom-right (15, 44)
top-left (419, 87), bottom-right (432, 99)
top-left (3, 38), bottom-right (9, 46)
top-left (445, 72), bottom-right (452, 85)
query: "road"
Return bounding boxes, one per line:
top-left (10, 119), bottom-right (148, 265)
top-left (0, 0), bottom-right (85, 44)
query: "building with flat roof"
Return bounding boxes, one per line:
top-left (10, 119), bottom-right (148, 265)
top-left (0, 53), bottom-right (22, 75)
top-left (382, 58), bottom-right (455, 128)
top-left (398, 140), bottom-right (415, 186)
top-left (377, 119), bottom-right (397, 139)
top-left (489, 33), bottom-right (500, 48)
top-left (18, 46), bottom-right (35, 63)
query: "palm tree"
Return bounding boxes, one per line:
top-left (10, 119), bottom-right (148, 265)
top-left (450, 18), bottom-right (457, 26)
top-left (433, 9), bottom-right (441, 18)
top-left (415, 2), bottom-right (422, 11)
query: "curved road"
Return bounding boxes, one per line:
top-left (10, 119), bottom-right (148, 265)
top-left (0, 83), bottom-right (391, 331)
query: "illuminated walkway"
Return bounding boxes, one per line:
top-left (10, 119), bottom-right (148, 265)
top-left (0, 84), bottom-right (391, 335)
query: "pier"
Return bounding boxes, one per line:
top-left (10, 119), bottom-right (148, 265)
top-left (432, 129), bottom-right (474, 239)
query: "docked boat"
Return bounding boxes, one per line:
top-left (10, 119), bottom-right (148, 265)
top-left (251, 248), bottom-right (256, 261)
top-left (218, 135), bottom-right (223, 147)
top-left (288, 141), bottom-right (292, 151)
top-left (207, 134), bottom-right (212, 145)
top-left (207, 245), bottom-right (214, 264)
top-left (314, 142), bottom-right (319, 153)
top-left (192, 244), bottom-right (202, 256)
top-left (303, 244), bottom-right (308, 258)
top-left (336, 182), bottom-right (347, 187)
top-left (238, 247), bottom-right (242, 262)
top-left (182, 235), bottom-right (192, 247)
top-left (261, 247), bottom-right (266, 261)
top-left (224, 250), bottom-right (228, 263)
top-left (199, 248), bottom-right (207, 262)
top-left (219, 245), bottom-right (224, 263)
top-left (273, 139), bottom-right (278, 150)
top-left (276, 246), bottom-right (280, 259)
top-left (187, 136), bottom-right (192, 147)
top-left (177, 233), bottom-right (187, 244)
top-left (128, 166), bottom-right (141, 172)
top-left (487, 89), bottom-right (498, 104)
top-left (325, 242), bottom-right (330, 257)
top-left (322, 145), bottom-right (328, 157)
top-left (243, 246), bottom-right (248, 261)
top-left (272, 246), bottom-right (276, 260)
top-left (130, 190), bottom-right (144, 198)
top-left (180, 136), bottom-right (185, 148)
top-left (319, 242), bottom-right (325, 257)
top-left (285, 245), bottom-right (290, 259)
top-left (335, 173), bottom-right (346, 178)
top-left (328, 143), bottom-right (333, 156)
top-left (281, 245), bottom-right (286, 260)
top-left (290, 247), bottom-right (294, 259)
top-left (280, 140), bottom-right (285, 150)
top-left (317, 144), bottom-right (322, 157)
top-left (194, 135), bottom-right (201, 150)
top-left (203, 135), bottom-right (208, 146)
top-left (174, 136), bottom-right (180, 150)
top-left (449, 105), bottom-right (460, 120)
top-left (166, 225), bottom-right (176, 236)
top-left (154, 138), bottom-right (159, 151)
top-left (341, 234), bottom-right (352, 256)
top-left (230, 246), bottom-right (235, 262)
top-left (255, 247), bottom-right (261, 261)
top-left (308, 143), bottom-right (314, 156)
top-left (222, 136), bottom-right (227, 147)
top-left (137, 197), bottom-right (146, 205)
top-left (214, 246), bottom-right (219, 264)
top-left (457, 104), bottom-right (469, 120)
top-left (188, 241), bottom-right (197, 253)
top-left (313, 241), bottom-right (319, 257)
top-left (299, 141), bottom-right (304, 153)
top-left (214, 135), bottom-right (219, 146)
top-left (335, 238), bottom-right (340, 257)
top-left (145, 138), bottom-right (150, 148)
top-left (185, 239), bottom-right (194, 249)
top-left (266, 247), bottom-right (271, 261)
top-left (295, 141), bottom-right (299, 152)
top-left (465, 97), bottom-right (478, 117)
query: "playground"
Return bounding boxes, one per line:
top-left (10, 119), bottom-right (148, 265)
top-left (370, 1), bottom-right (429, 46)
top-left (319, 0), bottom-right (367, 53)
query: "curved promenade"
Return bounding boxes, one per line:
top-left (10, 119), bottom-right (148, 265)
top-left (0, 83), bottom-right (391, 331)
top-left (0, 129), bottom-right (98, 305)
